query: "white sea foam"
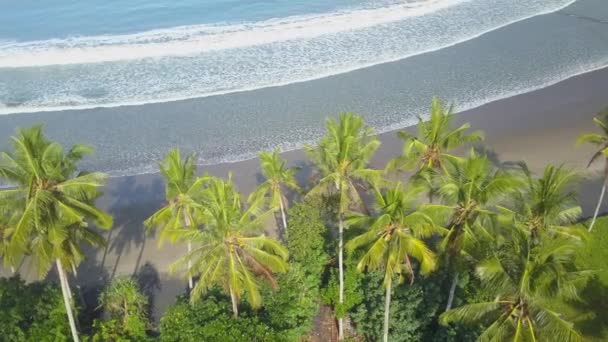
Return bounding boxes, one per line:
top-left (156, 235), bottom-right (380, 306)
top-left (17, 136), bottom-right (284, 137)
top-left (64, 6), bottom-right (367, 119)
top-left (0, 0), bottom-right (578, 115)
top-left (0, 0), bottom-right (464, 67)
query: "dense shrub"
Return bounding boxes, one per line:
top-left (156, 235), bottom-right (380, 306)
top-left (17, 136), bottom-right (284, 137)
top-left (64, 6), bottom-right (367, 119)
top-left (320, 258), bottom-right (364, 319)
top-left (159, 195), bottom-right (336, 342)
top-left (573, 218), bottom-right (608, 340)
top-left (351, 272), bottom-right (432, 341)
top-left (286, 194), bottom-right (332, 277)
top-left (260, 264), bottom-right (320, 340)
top-left (159, 265), bottom-right (320, 341)
top-left (0, 276), bottom-right (71, 341)
top-left (159, 293), bottom-right (280, 342)
top-left (346, 267), bottom-right (484, 342)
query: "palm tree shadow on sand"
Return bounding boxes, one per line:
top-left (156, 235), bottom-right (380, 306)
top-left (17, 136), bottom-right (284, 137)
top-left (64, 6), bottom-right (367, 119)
top-left (98, 175), bottom-right (165, 280)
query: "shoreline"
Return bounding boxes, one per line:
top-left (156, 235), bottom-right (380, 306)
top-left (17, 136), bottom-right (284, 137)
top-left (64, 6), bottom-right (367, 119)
top-left (100, 61), bottom-right (608, 180)
top-left (7, 64), bottom-right (608, 320)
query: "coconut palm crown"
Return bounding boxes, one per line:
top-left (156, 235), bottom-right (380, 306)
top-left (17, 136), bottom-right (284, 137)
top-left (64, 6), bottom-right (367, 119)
top-left (144, 149), bottom-right (210, 290)
top-left (0, 126), bottom-right (112, 275)
top-left (577, 109), bottom-right (608, 231)
top-left (499, 164), bottom-right (583, 242)
top-left (249, 149), bottom-right (300, 234)
top-left (0, 126), bottom-right (112, 342)
top-left (389, 97), bottom-right (483, 174)
top-left (144, 149), bottom-right (206, 245)
top-left (346, 182), bottom-right (440, 342)
top-left (427, 151), bottom-right (522, 311)
top-left (172, 176), bottom-right (288, 318)
top-left (305, 112), bottom-right (381, 340)
top-left (441, 229), bottom-right (591, 342)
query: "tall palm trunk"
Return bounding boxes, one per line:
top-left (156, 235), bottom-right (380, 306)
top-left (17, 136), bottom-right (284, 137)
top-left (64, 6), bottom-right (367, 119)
top-left (187, 242), bottom-right (193, 290)
top-left (229, 287), bottom-right (239, 319)
top-left (184, 213), bottom-right (194, 290)
top-left (589, 175), bottom-right (607, 232)
top-left (383, 276), bottom-right (392, 342)
top-left (56, 259), bottom-right (80, 342)
top-left (338, 215), bottom-right (345, 340)
top-left (70, 262), bottom-right (87, 315)
top-left (279, 195), bottom-right (288, 233)
top-left (445, 272), bottom-right (459, 312)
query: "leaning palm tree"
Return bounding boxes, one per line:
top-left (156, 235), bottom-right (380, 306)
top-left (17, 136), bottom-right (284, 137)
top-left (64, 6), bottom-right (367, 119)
top-left (0, 126), bottom-right (112, 342)
top-left (305, 113), bottom-right (381, 339)
top-left (428, 152), bottom-right (521, 311)
top-left (498, 164), bottom-right (582, 242)
top-left (389, 97), bottom-right (482, 174)
top-left (144, 149), bottom-right (207, 290)
top-left (346, 183), bottom-right (439, 342)
top-left (440, 229), bottom-right (590, 341)
top-left (577, 109), bottom-right (608, 231)
top-left (249, 150), bottom-right (300, 234)
top-left (171, 176), bottom-right (288, 318)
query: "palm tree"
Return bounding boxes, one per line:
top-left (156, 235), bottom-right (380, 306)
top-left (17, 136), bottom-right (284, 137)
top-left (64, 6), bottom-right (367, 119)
top-left (249, 150), bottom-right (300, 235)
top-left (346, 183), bottom-right (439, 342)
top-left (428, 152), bottom-right (521, 311)
top-left (577, 109), bottom-right (608, 231)
top-left (305, 113), bottom-right (381, 339)
top-left (498, 164), bottom-right (582, 242)
top-left (0, 126), bottom-right (112, 342)
top-left (99, 277), bottom-right (148, 336)
top-left (144, 149), bottom-right (207, 290)
top-left (389, 97), bottom-right (482, 175)
top-left (440, 229), bottom-right (589, 341)
top-left (171, 176), bottom-right (288, 318)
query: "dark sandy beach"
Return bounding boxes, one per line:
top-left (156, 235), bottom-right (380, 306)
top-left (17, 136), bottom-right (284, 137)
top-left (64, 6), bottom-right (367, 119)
top-left (6, 65), bottom-right (608, 320)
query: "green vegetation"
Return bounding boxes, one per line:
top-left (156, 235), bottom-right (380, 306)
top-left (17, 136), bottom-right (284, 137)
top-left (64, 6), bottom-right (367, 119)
top-left (92, 277), bottom-right (150, 341)
top-left (346, 183), bottom-right (438, 342)
top-left (0, 276), bottom-right (70, 341)
top-left (305, 112), bottom-right (381, 339)
top-left (171, 176), bottom-right (288, 317)
top-left (250, 149), bottom-right (300, 234)
top-left (0, 100), bottom-right (607, 341)
top-left (144, 149), bottom-right (207, 290)
top-left (0, 126), bottom-right (112, 342)
top-left (577, 108), bottom-right (608, 231)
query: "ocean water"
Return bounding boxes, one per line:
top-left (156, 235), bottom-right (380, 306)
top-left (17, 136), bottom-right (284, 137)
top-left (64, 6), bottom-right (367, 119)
top-left (0, 0), bottom-right (582, 113)
top-left (0, 0), bottom-right (607, 176)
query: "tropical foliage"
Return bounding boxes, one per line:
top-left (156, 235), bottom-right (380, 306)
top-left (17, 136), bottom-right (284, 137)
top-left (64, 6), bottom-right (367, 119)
top-left (428, 151), bottom-right (521, 311)
top-left (498, 165), bottom-right (582, 242)
top-left (305, 112), bottom-right (381, 339)
top-left (144, 149), bottom-right (207, 290)
top-left (577, 108), bottom-right (608, 231)
top-left (440, 229), bottom-right (590, 341)
top-left (0, 276), bottom-right (70, 341)
top-left (346, 183), bottom-right (439, 341)
top-left (93, 277), bottom-right (150, 341)
top-left (249, 150), bottom-right (300, 235)
top-left (171, 176), bottom-right (288, 317)
top-left (0, 102), bottom-right (606, 342)
top-left (0, 126), bottom-right (111, 342)
top-left (390, 97), bottom-right (482, 173)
